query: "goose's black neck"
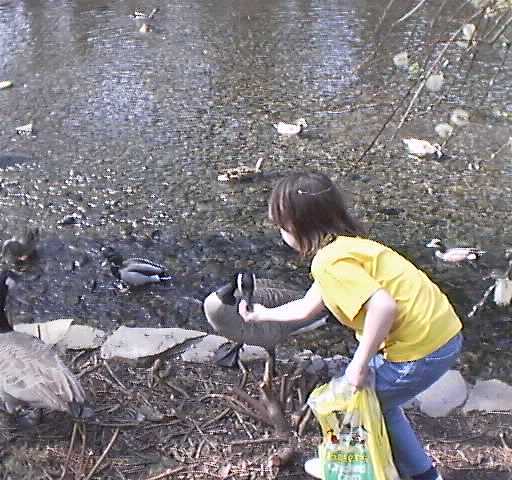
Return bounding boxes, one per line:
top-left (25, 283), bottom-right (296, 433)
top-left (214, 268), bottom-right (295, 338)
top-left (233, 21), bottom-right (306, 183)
top-left (215, 280), bottom-right (237, 306)
top-left (0, 298), bottom-right (12, 333)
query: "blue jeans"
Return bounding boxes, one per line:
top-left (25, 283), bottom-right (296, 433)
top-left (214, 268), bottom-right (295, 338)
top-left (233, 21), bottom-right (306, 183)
top-left (370, 333), bottom-right (463, 478)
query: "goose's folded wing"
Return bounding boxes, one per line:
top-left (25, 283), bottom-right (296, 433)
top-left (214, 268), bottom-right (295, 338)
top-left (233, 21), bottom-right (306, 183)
top-left (0, 335), bottom-right (85, 411)
top-left (254, 283), bottom-right (303, 308)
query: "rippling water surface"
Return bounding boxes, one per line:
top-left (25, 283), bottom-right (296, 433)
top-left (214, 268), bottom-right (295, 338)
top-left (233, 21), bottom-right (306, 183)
top-left (1, 0), bottom-right (511, 377)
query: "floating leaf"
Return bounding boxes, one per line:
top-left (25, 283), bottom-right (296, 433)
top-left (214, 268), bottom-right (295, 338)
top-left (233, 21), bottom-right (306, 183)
top-left (450, 108), bottom-right (470, 126)
top-left (462, 23), bottom-right (476, 41)
top-left (426, 73), bottom-right (444, 92)
top-left (393, 51), bottom-right (409, 68)
top-left (0, 80), bottom-right (13, 90)
top-left (435, 123), bottom-right (454, 138)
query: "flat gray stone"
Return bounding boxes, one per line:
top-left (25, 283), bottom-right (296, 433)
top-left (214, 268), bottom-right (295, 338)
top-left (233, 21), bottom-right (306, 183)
top-left (14, 318), bottom-right (74, 344)
top-left (57, 325), bottom-right (106, 350)
top-left (463, 379), bottom-right (512, 413)
top-left (416, 370), bottom-right (467, 417)
top-left (101, 326), bottom-right (206, 361)
top-left (180, 334), bottom-right (267, 363)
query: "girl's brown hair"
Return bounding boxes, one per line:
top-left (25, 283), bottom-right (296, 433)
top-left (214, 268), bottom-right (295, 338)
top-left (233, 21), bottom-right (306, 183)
top-left (269, 171), bottom-right (366, 256)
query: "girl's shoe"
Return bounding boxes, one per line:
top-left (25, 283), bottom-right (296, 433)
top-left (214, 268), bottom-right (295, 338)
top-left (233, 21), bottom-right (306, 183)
top-left (304, 458), bottom-right (322, 479)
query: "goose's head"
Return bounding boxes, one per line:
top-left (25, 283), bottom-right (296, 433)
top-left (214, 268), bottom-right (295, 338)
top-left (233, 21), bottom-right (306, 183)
top-left (110, 265), bottom-right (121, 280)
top-left (432, 143), bottom-right (443, 158)
top-left (237, 271), bottom-right (256, 311)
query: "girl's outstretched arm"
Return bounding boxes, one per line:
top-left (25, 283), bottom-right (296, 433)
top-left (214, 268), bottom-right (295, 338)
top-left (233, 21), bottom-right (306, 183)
top-left (238, 282), bottom-right (326, 323)
top-left (345, 288), bottom-right (397, 389)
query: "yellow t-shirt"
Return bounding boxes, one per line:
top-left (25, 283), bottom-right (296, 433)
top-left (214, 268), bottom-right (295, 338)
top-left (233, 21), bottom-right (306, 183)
top-left (311, 236), bottom-right (462, 362)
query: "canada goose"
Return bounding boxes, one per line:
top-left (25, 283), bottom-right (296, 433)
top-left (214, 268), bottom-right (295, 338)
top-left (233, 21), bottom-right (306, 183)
top-left (103, 248), bottom-right (172, 287)
top-left (273, 118), bottom-right (308, 136)
top-left (0, 270), bottom-right (90, 425)
top-left (204, 272), bottom-right (328, 387)
top-left (484, 269), bottom-right (512, 307)
top-left (402, 138), bottom-right (442, 159)
top-left (426, 238), bottom-right (485, 264)
top-left (1, 227), bottom-right (39, 264)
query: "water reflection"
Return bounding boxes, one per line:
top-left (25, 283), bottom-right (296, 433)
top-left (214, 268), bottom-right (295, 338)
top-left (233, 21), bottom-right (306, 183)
top-left (0, 0), bottom-right (511, 362)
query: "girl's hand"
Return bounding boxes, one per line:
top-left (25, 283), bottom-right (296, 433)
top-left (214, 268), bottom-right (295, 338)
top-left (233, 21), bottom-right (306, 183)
top-left (344, 359), bottom-right (369, 392)
top-left (238, 299), bottom-right (268, 322)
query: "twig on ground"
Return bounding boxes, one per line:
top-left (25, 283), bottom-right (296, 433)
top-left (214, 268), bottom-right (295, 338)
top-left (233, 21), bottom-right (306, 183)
top-left (143, 466), bottom-right (186, 480)
top-left (59, 422), bottom-right (78, 480)
top-left (201, 407), bottom-right (232, 429)
top-left (104, 361), bottom-right (131, 393)
top-left (83, 428), bottom-right (120, 480)
top-left (229, 436), bottom-right (289, 446)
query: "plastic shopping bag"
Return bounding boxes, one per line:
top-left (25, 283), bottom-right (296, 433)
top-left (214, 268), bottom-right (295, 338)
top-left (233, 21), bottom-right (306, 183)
top-left (308, 375), bottom-right (400, 480)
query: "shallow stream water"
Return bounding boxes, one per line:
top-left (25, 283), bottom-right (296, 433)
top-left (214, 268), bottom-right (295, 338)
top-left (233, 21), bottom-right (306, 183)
top-left (1, 0), bottom-right (512, 380)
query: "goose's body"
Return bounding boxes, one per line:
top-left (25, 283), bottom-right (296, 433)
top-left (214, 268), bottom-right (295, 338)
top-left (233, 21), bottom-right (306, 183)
top-left (273, 118), bottom-right (307, 136)
top-left (402, 138), bottom-right (442, 158)
top-left (0, 332), bottom-right (86, 415)
top-left (0, 271), bottom-right (88, 421)
top-left (103, 249), bottom-right (172, 287)
top-left (426, 238), bottom-right (485, 264)
top-left (485, 268), bottom-right (512, 307)
top-left (1, 227), bottom-right (39, 264)
top-left (204, 273), bottom-right (327, 367)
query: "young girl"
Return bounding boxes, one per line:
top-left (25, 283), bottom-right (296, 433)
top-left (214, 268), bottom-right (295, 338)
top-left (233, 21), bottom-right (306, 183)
top-left (238, 171), bottom-right (463, 480)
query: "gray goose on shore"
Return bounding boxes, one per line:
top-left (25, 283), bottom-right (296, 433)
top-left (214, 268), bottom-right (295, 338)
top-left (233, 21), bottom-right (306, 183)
top-left (204, 272), bottom-right (328, 387)
top-left (0, 270), bottom-right (90, 425)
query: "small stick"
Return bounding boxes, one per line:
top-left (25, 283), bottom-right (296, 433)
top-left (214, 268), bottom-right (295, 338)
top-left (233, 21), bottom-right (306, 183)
top-left (165, 379), bottom-right (190, 398)
top-left (77, 363), bottom-right (101, 379)
top-left (489, 14), bottom-right (512, 45)
top-left (59, 422), bottom-right (78, 480)
top-left (201, 407), bottom-right (231, 429)
top-left (499, 431), bottom-right (511, 450)
top-left (467, 283), bottom-right (495, 318)
top-left (103, 361), bottom-right (131, 393)
top-left (78, 423), bottom-right (88, 477)
top-left (490, 137), bottom-right (512, 160)
top-left (391, 0), bottom-right (428, 28)
top-left (194, 438), bottom-right (207, 459)
top-left (143, 466), bottom-right (186, 480)
top-left (233, 409), bottom-right (254, 440)
top-left (230, 436), bottom-right (288, 446)
top-left (83, 428), bottom-right (120, 480)
top-left (298, 406), bottom-right (313, 437)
